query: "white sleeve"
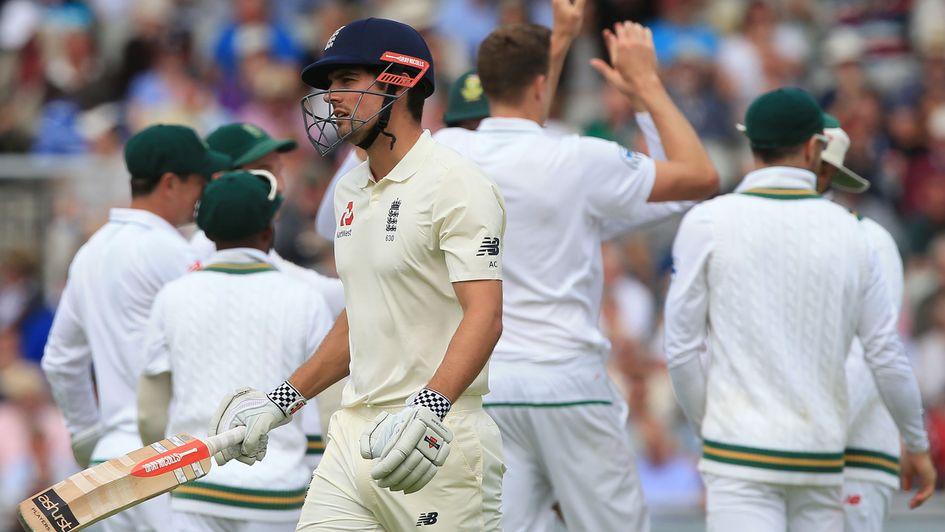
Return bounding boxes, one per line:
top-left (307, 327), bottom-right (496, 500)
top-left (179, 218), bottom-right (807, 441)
top-left (599, 112), bottom-right (695, 238)
top-left (41, 281), bottom-right (99, 435)
top-left (663, 206), bottom-right (714, 433)
top-left (858, 238), bottom-right (929, 452)
top-left (316, 150), bottom-right (361, 241)
top-left (142, 291), bottom-right (171, 376)
top-left (580, 137), bottom-right (657, 224)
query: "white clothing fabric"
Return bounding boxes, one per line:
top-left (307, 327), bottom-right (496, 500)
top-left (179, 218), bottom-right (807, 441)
top-left (142, 248), bottom-right (332, 522)
top-left (842, 479), bottom-right (893, 532)
top-left (297, 398), bottom-right (503, 531)
top-left (190, 230), bottom-right (344, 319)
top-left (315, 149), bottom-right (362, 241)
top-left (486, 375), bottom-right (649, 532)
top-left (42, 208), bottom-right (198, 462)
top-left (332, 131), bottom-right (506, 407)
top-left (704, 473), bottom-right (843, 532)
top-left (844, 217), bottom-right (904, 489)
top-left (171, 510), bottom-right (297, 532)
top-left (665, 167), bottom-right (927, 486)
top-left (433, 117), bottom-right (657, 365)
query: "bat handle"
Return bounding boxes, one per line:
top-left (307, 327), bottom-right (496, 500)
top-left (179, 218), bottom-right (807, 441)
top-left (205, 426), bottom-right (247, 455)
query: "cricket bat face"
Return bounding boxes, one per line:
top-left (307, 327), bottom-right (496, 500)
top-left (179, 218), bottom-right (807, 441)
top-left (18, 434), bottom-right (212, 532)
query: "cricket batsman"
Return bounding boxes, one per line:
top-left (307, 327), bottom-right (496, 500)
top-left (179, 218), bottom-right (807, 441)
top-left (41, 124), bottom-right (230, 531)
top-left (814, 114), bottom-right (909, 531)
top-left (210, 18), bottom-right (507, 531)
top-left (137, 170), bottom-right (333, 531)
top-left (664, 87), bottom-right (935, 531)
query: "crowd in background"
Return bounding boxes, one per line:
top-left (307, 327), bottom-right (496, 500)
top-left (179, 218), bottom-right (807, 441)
top-left (1, 0), bottom-right (945, 528)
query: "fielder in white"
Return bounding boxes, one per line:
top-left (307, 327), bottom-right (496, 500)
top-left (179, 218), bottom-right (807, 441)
top-left (209, 18), bottom-right (507, 531)
top-left (137, 170), bottom-right (333, 532)
top-left (198, 122), bottom-right (345, 468)
top-left (665, 87), bottom-right (935, 532)
top-left (433, 15), bottom-right (718, 531)
top-left (815, 114), bottom-right (906, 531)
top-left (41, 124), bottom-right (230, 532)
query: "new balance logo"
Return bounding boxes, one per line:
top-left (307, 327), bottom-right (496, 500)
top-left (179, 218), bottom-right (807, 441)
top-left (476, 237), bottom-right (500, 256)
top-left (416, 512), bottom-right (438, 526)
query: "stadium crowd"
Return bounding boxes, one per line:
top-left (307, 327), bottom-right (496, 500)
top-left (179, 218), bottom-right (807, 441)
top-left (1, 0), bottom-right (944, 528)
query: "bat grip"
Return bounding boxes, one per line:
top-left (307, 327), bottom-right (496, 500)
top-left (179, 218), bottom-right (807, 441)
top-left (206, 426), bottom-right (247, 455)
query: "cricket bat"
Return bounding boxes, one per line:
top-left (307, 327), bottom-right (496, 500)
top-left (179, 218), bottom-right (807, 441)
top-left (17, 427), bottom-right (245, 532)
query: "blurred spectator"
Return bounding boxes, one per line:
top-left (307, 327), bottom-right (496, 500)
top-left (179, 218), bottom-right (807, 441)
top-left (213, 0), bottom-right (301, 79)
top-left (717, 0), bottom-right (809, 117)
top-left (0, 249), bottom-right (53, 365)
top-left (902, 107), bottom-right (945, 250)
top-left (832, 0), bottom-right (916, 93)
top-left (115, 0), bottom-right (174, 99)
top-left (635, 416), bottom-right (704, 512)
top-left (126, 29), bottom-right (226, 133)
top-left (649, 0), bottom-right (719, 68)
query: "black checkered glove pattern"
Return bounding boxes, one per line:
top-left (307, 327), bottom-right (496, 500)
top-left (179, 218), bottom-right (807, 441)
top-left (410, 388), bottom-right (451, 420)
top-left (267, 380), bottom-right (306, 416)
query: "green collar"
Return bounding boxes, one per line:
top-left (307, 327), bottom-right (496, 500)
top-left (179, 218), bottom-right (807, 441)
top-left (740, 187), bottom-right (821, 200)
top-left (201, 262), bottom-right (276, 275)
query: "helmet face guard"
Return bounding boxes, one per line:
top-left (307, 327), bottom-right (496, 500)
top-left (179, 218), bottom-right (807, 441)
top-left (301, 52), bottom-right (430, 157)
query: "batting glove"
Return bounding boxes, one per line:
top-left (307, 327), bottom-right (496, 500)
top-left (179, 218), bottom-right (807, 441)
top-left (359, 389), bottom-right (453, 494)
top-left (208, 382), bottom-right (305, 466)
top-left (70, 422), bottom-right (102, 468)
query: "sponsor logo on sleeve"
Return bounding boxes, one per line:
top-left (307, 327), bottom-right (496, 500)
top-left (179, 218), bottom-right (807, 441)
top-left (476, 237), bottom-right (500, 257)
top-left (622, 148), bottom-right (642, 170)
top-left (416, 512), bottom-right (439, 526)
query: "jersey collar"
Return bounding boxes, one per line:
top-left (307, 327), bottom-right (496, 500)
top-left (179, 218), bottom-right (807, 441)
top-left (477, 117), bottom-right (543, 132)
top-left (357, 130), bottom-right (434, 189)
top-left (202, 248), bottom-right (276, 274)
top-left (735, 166), bottom-right (818, 194)
top-left (108, 208), bottom-right (184, 238)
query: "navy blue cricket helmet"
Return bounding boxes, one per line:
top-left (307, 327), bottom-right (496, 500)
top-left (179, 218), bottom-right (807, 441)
top-left (302, 18), bottom-right (435, 97)
top-left (299, 18), bottom-right (436, 156)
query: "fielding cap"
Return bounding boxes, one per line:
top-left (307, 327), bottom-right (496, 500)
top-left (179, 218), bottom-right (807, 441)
top-left (443, 70), bottom-right (490, 126)
top-left (738, 88), bottom-right (825, 150)
top-left (197, 170), bottom-right (283, 241)
top-left (125, 124), bottom-right (231, 182)
top-left (206, 123), bottom-right (297, 168)
top-left (821, 113), bottom-right (870, 193)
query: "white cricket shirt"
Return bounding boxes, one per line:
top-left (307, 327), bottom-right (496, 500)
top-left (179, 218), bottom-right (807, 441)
top-left (433, 118), bottom-right (657, 371)
top-left (42, 208), bottom-right (199, 460)
top-left (142, 248), bottom-right (332, 522)
top-left (664, 167), bottom-right (927, 486)
top-left (333, 131), bottom-right (505, 407)
top-left (190, 229), bottom-right (345, 319)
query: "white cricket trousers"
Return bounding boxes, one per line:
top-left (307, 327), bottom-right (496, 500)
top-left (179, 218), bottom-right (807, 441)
top-left (842, 479), bottom-right (893, 532)
top-left (486, 398), bottom-right (650, 532)
top-left (171, 510), bottom-right (297, 531)
top-left (704, 473), bottom-right (843, 532)
top-left (297, 396), bottom-right (504, 531)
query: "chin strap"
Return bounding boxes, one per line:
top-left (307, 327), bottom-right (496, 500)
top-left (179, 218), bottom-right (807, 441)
top-left (355, 84), bottom-right (400, 151)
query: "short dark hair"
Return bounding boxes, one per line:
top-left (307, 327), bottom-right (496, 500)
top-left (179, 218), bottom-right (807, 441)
top-left (365, 66), bottom-right (425, 122)
top-left (752, 143), bottom-right (805, 164)
top-left (130, 172), bottom-right (193, 198)
top-left (477, 24), bottom-right (551, 105)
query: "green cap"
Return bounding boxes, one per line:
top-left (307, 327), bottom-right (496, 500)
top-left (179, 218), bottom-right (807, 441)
top-left (442, 70), bottom-right (490, 126)
top-left (124, 124), bottom-right (231, 181)
top-left (196, 170), bottom-right (284, 241)
top-left (739, 88), bottom-right (825, 149)
top-left (206, 123), bottom-right (297, 168)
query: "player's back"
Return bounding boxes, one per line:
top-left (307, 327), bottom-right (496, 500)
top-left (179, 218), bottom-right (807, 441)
top-left (694, 187), bottom-right (870, 482)
top-left (434, 119), bottom-right (656, 363)
top-left (48, 208), bottom-right (196, 450)
top-left (145, 252), bottom-right (331, 518)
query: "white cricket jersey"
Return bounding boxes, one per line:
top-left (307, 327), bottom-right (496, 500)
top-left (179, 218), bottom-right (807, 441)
top-left (142, 248), bottom-right (332, 522)
top-left (665, 167), bottom-right (927, 486)
top-left (844, 217), bottom-right (903, 488)
top-left (42, 208), bottom-right (199, 460)
top-left (333, 131), bottom-right (505, 407)
top-left (434, 117), bottom-right (680, 406)
top-left (190, 229), bottom-right (345, 319)
top-left (316, 149), bottom-right (362, 241)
